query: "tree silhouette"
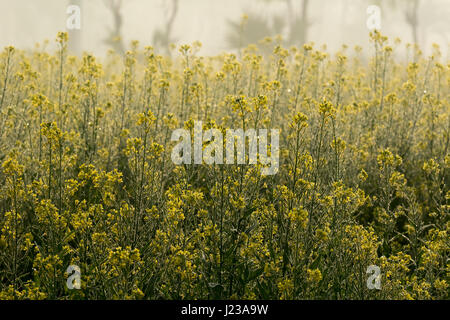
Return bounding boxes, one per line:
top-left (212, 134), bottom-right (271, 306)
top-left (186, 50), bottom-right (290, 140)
top-left (152, 0), bottom-right (179, 55)
top-left (226, 0), bottom-right (311, 50)
top-left (103, 0), bottom-right (125, 55)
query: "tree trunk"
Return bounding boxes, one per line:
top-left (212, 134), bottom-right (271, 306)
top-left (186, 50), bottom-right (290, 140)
top-left (405, 0), bottom-right (420, 45)
top-left (164, 0), bottom-right (179, 54)
top-left (104, 0), bottom-right (125, 55)
top-left (285, 0), bottom-right (294, 42)
top-left (299, 0), bottom-right (310, 45)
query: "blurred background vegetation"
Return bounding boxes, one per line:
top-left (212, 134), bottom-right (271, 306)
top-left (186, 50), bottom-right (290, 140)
top-left (0, 0), bottom-right (449, 58)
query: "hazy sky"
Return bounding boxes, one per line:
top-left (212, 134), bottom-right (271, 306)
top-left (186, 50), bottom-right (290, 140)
top-left (0, 0), bottom-right (448, 57)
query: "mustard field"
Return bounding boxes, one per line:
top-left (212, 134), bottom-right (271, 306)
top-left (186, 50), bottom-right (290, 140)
top-left (0, 31), bottom-right (448, 299)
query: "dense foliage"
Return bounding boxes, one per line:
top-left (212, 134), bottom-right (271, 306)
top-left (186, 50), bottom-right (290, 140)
top-left (0, 32), bottom-right (448, 299)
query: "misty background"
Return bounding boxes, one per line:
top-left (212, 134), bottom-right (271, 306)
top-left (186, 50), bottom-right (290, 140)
top-left (1, 0), bottom-right (449, 58)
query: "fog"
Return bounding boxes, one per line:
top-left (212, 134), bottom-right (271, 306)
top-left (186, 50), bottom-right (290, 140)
top-left (1, 0), bottom-right (449, 58)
